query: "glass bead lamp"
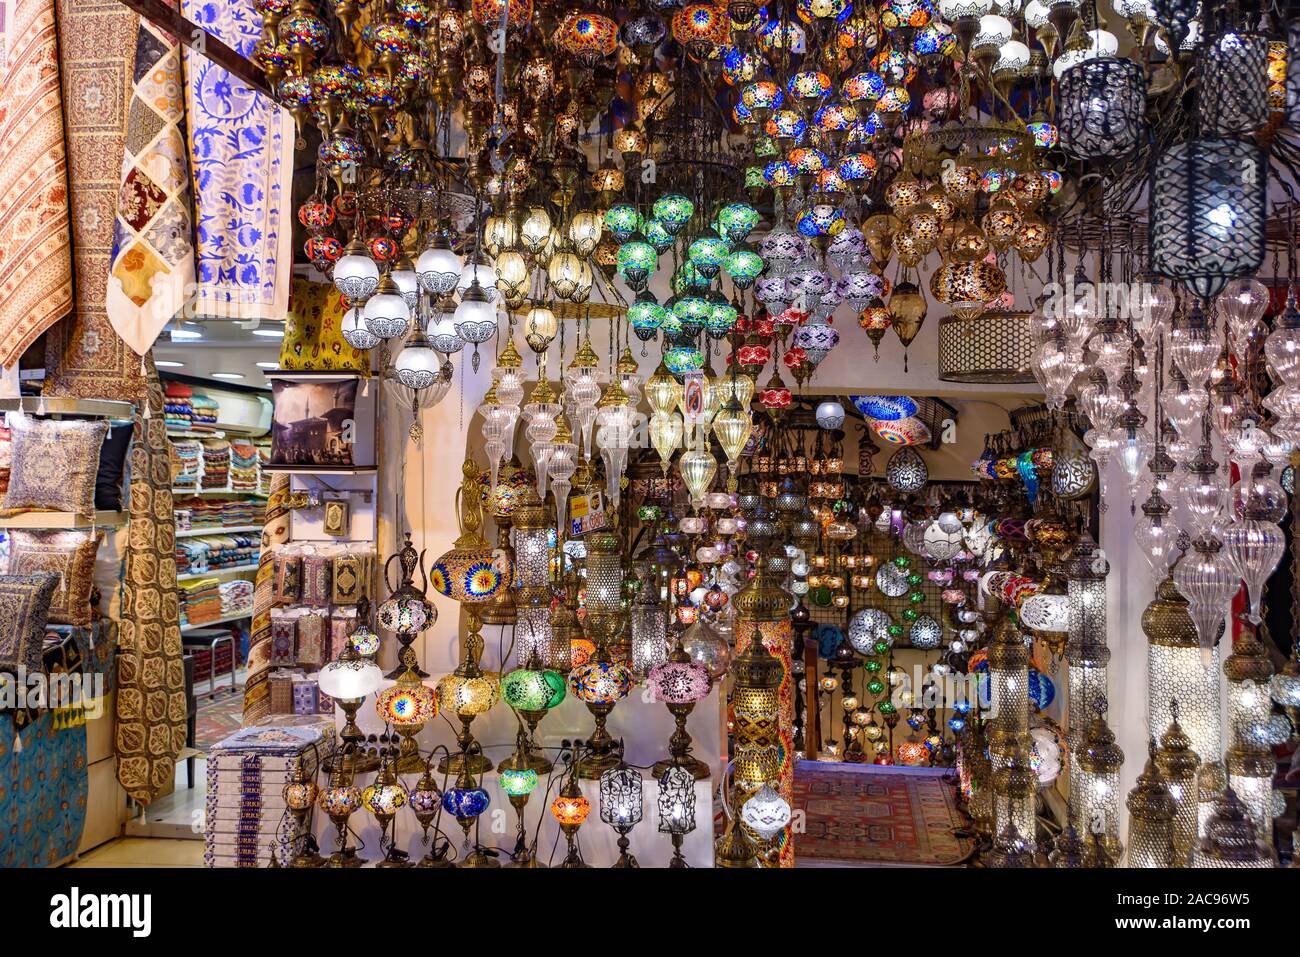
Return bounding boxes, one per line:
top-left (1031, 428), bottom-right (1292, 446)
top-left (442, 767), bottom-right (495, 867)
top-left (498, 751), bottom-right (541, 866)
top-left (649, 640), bottom-right (713, 780)
top-left (551, 773), bottom-right (593, 868)
top-left (374, 667), bottom-right (438, 773)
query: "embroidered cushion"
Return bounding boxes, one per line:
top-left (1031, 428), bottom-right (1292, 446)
top-left (5, 529), bottom-right (102, 625)
top-left (0, 573), bottom-right (60, 675)
top-left (2, 413), bottom-right (108, 514)
top-left (280, 278), bottom-right (368, 373)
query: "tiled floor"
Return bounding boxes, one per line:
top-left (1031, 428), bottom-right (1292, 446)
top-left (67, 838), bottom-right (203, 868)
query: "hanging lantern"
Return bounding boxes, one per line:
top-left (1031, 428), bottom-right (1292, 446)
top-left (1058, 57), bottom-right (1146, 160)
top-left (1150, 138), bottom-right (1266, 300)
top-left (885, 445), bottom-right (928, 492)
top-left (1200, 30), bottom-right (1269, 135)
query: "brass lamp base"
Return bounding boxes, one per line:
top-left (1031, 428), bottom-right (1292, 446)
top-left (323, 849), bottom-right (363, 868)
top-left (652, 754), bottom-right (711, 781)
top-left (323, 748), bottom-right (380, 776)
top-left (461, 849), bottom-right (500, 868)
top-left (438, 751), bottom-right (496, 775)
top-left (576, 747), bottom-right (622, 779)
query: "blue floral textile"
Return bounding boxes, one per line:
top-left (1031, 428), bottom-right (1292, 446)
top-left (181, 0), bottom-right (293, 320)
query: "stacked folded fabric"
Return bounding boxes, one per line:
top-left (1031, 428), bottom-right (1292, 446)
top-left (222, 499), bottom-right (265, 527)
top-left (230, 440), bottom-right (259, 492)
top-left (171, 439), bottom-right (204, 490)
top-left (164, 381), bottom-right (194, 430)
top-left (205, 725), bottom-right (331, 868)
top-left (201, 439), bottom-right (231, 490)
top-left (175, 532), bottom-right (259, 575)
top-left (181, 577), bottom-right (223, 625)
top-left (256, 441), bottom-right (272, 495)
top-left (190, 392), bottom-right (219, 427)
top-left (220, 578), bottom-right (255, 616)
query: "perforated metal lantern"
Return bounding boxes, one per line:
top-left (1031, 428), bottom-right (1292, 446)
top-left (885, 445), bottom-right (928, 492)
top-left (1199, 31), bottom-right (1270, 136)
top-left (1150, 138), bottom-right (1266, 300)
top-left (1058, 58), bottom-right (1146, 161)
top-left (938, 310), bottom-right (1034, 383)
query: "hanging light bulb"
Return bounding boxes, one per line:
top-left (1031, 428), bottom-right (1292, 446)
top-left (363, 273), bottom-right (412, 340)
top-left (679, 448), bottom-right (718, 507)
top-left (452, 279), bottom-right (498, 372)
top-left (595, 381), bottom-right (635, 508)
top-left (416, 231), bottom-right (463, 295)
top-left (1221, 512), bottom-right (1285, 625)
top-left (547, 415), bottom-right (578, 532)
top-left (334, 237), bottom-right (380, 300)
top-left (523, 378), bottom-right (563, 498)
top-left (1217, 276), bottom-right (1270, 359)
top-left (649, 411), bottom-right (683, 476)
top-left (1170, 304), bottom-right (1222, 389)
top-left (563, 337), bottom-right (602, 461)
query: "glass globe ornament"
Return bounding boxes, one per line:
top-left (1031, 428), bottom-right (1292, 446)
top-left (363, 275), bottom-right (411, 340)
top-left (416, 233), bottom-right (463, 295)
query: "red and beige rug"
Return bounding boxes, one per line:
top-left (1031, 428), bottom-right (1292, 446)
top-left (792, 761), bottom-right (973, 866)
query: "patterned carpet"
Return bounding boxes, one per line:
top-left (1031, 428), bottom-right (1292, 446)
top-left (194, 691), bottom-right (245, 753)
top-left (792, 761), bottom-right (973, 866)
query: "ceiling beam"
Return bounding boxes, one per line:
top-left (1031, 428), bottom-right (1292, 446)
top-left (114, 0), bottom-right (278, 100)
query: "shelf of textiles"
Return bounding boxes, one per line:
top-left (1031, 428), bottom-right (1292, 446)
top-left (174, 497), bottom-right (267, 535)
top-left (179, 576), bottom-right (255, 634)
top-left (161, 378), bottom-right (272, 436)
top-left (170, 436), bottom-right (272, 498)
top-left (264, 543), bottom-right (376, 717)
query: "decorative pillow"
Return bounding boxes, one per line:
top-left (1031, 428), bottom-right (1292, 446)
top-left (280, 277), bottom-right (368, 373)
top-left (295, 610), bottom-right (328, 668)
top-left (95, 419), bottom-right (135, 511)
top-left (5, 529), bottom-right (102, 625)
top-left (272, 551), bottom-right (301, 604)
top-left (2, 413), bottom-right (108, 514)
top-left (269, 611), bottom-right (297, 666)
top-left (331, 552), bottom-right (365, 605)
top-left (301, 553), bottom-right (332, 607)
top-left (0, 573), bottom-right (60, 675)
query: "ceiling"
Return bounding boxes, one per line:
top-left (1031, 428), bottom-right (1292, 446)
top-left (152, 320), bottom-right (281, 391)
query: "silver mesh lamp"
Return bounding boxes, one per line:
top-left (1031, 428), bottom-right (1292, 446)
top-left (1150, 138), bottom-right (1266, 299)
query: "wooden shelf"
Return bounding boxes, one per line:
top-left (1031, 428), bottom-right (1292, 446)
top-left (172, 487), bottom-right (268, 499)
top-left (180, 610), bottom-right (252, 634)
top-left (0, 510), bottom-right (127, 530)
top-left (261, 464), bottom-right (377, 475)
top-left (0, 397), bottom-right (135, 419)
top-left (175, 525), bottom-right (261, 538)
top-left (177, 563), bottom-right (259, 582)
top-left (165, 427), bottom-right (226, 439)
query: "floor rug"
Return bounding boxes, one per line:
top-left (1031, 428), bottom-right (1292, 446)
top-left (792, 761), bottom-right (973, 866)
top-left (194, 691), bottom-right (244, 753)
